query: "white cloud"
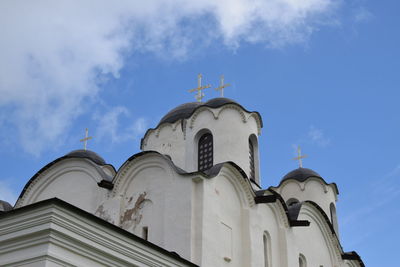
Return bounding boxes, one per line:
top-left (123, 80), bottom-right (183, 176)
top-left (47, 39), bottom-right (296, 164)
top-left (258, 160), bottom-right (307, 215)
top-left (0, 181), bottom-right (18, 206)
top-left (95, 106), bottom-right (147, 144)
top-left (0, 0), bottom-right (339, 155)
top-left (308, 125), bottom-right (330, 147)
top-left (354, 7), bottom-right (373, 23)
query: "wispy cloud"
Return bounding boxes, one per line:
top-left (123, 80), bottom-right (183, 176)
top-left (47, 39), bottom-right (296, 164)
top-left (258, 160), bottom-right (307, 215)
top-left (95, 106), bottom-right (147, 144)
top-left (0, 180), bottom-right (18, 206)
top-left (341, 163), bottom-right (400, 246)
top-left (308, 125), bottom-right (331, 147)
top-left (0, 0), bottom-right (340, 155)
top-left (353, 7), bottom-right (373, 23)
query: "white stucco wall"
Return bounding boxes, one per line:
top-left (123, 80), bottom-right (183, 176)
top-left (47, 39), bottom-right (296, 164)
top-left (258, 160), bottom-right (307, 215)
top-left (273, 178), bottom-right (338, 222)
top-left (143, 104), bottom-right (262, 184)
top-left (11, 138), bottom-right (362, 267)
top-left (15, 159), bottom-right (109, 214)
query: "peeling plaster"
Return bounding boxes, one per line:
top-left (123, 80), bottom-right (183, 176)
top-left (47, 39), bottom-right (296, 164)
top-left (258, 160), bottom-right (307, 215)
top-left (120, 192), bottom-right (149, 230)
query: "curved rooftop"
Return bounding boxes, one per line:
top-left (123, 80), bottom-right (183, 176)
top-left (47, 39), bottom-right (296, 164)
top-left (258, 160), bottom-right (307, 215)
top-left (0, 200), bottom-right (13, 212)
top-left (159, 97), bottom-right (241, 125)
top-left (278, 167), bottom-right (339, 194)
top-left (65, 149), bottom-right (106, 165)
top-left (282, 167), bottom-right (322, 183)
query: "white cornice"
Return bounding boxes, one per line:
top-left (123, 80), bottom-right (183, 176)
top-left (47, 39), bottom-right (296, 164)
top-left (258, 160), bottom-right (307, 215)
top-left (0, 201), bottom-right (195, 267)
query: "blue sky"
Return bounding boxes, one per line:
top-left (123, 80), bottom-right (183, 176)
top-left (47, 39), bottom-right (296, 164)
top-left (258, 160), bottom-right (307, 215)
top-left (0, 0), bottom-right (399, 265)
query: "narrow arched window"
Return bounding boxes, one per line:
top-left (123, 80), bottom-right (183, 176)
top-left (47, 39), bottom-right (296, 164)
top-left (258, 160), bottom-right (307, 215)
top-left (330, 203), bottom-right (339, 236)
top-left (287, 198), bottom-right (300, 207)
top-left (263, 232), bottom-right (272, 267)
top-left (249, 139), bottom-right (255, 181)
top-left (299, 254), bottom-right (307, 267)
top-left (198, 133), bottom-right (213, 171)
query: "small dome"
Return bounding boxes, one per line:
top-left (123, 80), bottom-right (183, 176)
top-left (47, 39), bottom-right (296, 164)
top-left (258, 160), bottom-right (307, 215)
top-left (66, 149), bottom-right (106, 165)
top-left (0, 200), bottom-right (13, 212)
top-left (204, 97), bottom-right (238, 107)
top-left (159, 102), bottom-right (201, 125)
top-left (159, 97), bottom-right (238, 125)
top-left (282, 167), bottom-right (322, 183)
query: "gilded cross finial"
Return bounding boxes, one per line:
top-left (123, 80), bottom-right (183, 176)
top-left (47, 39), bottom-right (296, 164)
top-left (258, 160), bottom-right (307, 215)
top-left (214, 75), bottom-right (230, 97)
top-left (80, 128), bottom-right (93, 150)
top-left (188, 73), bottom-right (211, 102)
top-left (292, 146), bottom-right (308, 168)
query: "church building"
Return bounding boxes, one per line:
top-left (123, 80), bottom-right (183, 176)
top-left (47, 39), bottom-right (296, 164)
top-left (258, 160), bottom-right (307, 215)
top-left (0, 95), bottom-right (364, 266)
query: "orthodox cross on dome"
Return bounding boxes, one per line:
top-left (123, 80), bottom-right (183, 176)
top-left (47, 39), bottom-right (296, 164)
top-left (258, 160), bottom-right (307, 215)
top-left (80, 128), bottom-right (93, 151)
top-left (292, 146), bottom-right (308, 168)
top-left (214, 75), bottom-right (230, 97)
top-left (188, 73), bottom-right (211, 102)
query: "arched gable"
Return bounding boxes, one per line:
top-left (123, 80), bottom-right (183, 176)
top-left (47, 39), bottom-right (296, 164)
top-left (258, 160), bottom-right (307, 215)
top-left (297, 201), bottom-right (343, 265)
top-left (15, 158), bottom-right (108, 213)
top-left (112, 152), bottom-right (176, 198)
top-left (111, 151), bottom-right (195, 257)
top-left (216, 163), bottom-right (256, 208)
top-left (257, 189), bottom-right (291, 228)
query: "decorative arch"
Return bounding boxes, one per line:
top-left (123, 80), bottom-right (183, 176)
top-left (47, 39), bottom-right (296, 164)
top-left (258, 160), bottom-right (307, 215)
top-left (299, 202), bottom-right (343, 264)
top-left (112, 153), bottom-right (175, 197)
top-left (216, 104), bottom-right (247, 122)
top-left (16, 158), bottom-right (106, 210)
top-left (275, 179), bottom-right (304, 192)
top-left (155, 120), bottom-right (181, 137)
top-left (219, 164), bottom-right (256, 208)
top-left (246, 113), bottom-right (263, 135)
top-left (189, 107), bottom-right (218, 129)
top-left (304, 178), bottom-right (328, 193)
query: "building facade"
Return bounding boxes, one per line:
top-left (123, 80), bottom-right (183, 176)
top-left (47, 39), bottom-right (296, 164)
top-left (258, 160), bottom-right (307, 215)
top-left (0, 98), bottom-right (364, 266)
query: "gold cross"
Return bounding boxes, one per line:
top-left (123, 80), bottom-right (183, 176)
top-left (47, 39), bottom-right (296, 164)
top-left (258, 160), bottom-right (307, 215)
top-left (292, 146), bottom-right (308, 168)
top-left (214, 75), bottom-right (230, 97)
top-left (188, 73), bottom-right (211, 102)
top-left (80, 128), bottom-right (92, 150)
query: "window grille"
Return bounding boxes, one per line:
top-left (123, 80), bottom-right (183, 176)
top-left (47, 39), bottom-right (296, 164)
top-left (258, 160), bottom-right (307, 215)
top-left (249, 139), bottom-right (255, 181)
top-left (198, 133), bottom-right (213, 171)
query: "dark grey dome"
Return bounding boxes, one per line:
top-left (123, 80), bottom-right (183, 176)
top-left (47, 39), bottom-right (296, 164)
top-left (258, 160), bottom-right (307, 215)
top-left (0, 200), bottom-right (13, 212)
top-left (66, 149), bottom-right (106, 165)
top-left (204, 97), bottom-right (238, 107)
top-left (282, 168), bottom-right (322, 183)
top-left (159, 98), bottom-right (238, 125)
top-left (159, 102), bottom-right (201, 125)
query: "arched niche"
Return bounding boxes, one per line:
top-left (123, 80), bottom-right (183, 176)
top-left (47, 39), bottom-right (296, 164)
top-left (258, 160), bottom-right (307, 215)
top-left (263, 231), bottom-right (272, 267)
top-left (299, 253), bottom-right (307, 267)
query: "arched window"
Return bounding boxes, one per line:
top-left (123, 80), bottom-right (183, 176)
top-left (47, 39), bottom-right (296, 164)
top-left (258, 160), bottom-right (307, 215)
top-left (249, 138), bottom-right (255, 181)
top-left (263, 231), bottom-right (272, 267)
top-left (287, 198), bottom-right (300, 207)
top-left (330, 203), bottom-right (339, 236)
top-left (299, 254), bottom-right (307, 267)
top-left (198, 133), bottom-right (213, 171)
top-left (248, 134), bottom-right (259, 183)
